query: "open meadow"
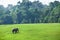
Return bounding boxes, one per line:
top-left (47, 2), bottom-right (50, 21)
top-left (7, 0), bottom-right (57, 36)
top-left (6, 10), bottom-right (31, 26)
top-left (0, 23), bottom-right (60, 40)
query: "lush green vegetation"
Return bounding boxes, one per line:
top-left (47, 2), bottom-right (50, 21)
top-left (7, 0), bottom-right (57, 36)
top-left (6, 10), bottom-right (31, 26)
top-left (0, 0), bottom-right (60, 24)
top-left (0, 23), bottom-right (60, 40)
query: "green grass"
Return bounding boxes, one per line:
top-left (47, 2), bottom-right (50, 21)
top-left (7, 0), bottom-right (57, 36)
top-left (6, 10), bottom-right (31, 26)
top-left (0, 23), bottom-right (60, 40)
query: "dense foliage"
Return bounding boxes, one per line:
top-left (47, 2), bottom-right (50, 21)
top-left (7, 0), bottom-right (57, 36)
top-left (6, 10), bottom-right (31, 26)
top-left (0, 0), bottom-right (60, 24)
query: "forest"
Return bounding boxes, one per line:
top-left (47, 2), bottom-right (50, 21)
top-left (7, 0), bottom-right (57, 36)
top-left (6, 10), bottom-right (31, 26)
top-left (0, 0), bottom-right (60, 24)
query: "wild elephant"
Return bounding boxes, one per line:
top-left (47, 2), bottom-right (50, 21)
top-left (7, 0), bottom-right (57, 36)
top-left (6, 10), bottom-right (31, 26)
top-left (12, 28), bottom-right (19, 34)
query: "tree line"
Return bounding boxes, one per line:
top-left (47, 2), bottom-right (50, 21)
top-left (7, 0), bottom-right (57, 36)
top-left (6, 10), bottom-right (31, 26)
top-left (0, 0), bottom-right (60, 24)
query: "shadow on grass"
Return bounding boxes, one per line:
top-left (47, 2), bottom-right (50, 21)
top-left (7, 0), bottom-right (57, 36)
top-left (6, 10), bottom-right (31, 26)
top-left (0, 31), bottom-right (5, 40)
top-left (55, 32), bottom-right (60, 40)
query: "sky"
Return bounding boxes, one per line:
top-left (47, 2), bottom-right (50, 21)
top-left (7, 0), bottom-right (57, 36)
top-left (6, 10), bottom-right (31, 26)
top-left (0, 0), bottom-right (60, 7)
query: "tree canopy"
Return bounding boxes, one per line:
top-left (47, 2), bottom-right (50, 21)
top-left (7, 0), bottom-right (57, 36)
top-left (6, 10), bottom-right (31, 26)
top-left (0, 0), bottom-right (60, 24)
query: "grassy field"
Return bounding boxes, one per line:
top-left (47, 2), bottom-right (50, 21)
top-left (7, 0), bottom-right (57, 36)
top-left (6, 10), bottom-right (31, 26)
top-left (0, 23), bottom-right (60, 40)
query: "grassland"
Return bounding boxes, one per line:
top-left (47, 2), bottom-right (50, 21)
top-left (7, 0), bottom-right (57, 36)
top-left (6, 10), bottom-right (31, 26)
top-left (0, 23), bottom-right (60, 40)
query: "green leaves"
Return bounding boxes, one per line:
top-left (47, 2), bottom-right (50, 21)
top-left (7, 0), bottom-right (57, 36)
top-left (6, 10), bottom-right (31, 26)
top-left (0, 0), bottom-right (60, 24)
